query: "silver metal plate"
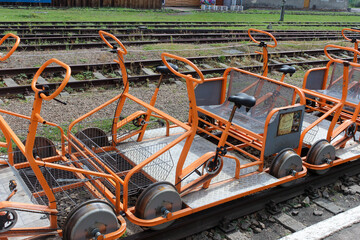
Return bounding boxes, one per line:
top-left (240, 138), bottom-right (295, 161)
top-left (119, 127), bottom-right (280, 209)
top-left (335, 134), bottom-right (360, 159)
top-left (181, 172), bottom-right (279, 209)
top-left (118, 127), bottom-right (257, 185)
top-left (0, 167), bottom-right (50, 230)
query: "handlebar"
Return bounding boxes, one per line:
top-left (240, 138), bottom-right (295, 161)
top-left (324, 44), bottom-right (360, 67)
top-left (161, 53), bottom-right (205, 84)
top-left (0, 33), bottom-right (20, 61)
top-left (99, 30), bottom-right (127, 55)
top-left (31, 58), bottom-right (71, 101)
top-left (248, 28), bottom-right (277, 48)
top-left (341, 28), bottom-right (360, 43)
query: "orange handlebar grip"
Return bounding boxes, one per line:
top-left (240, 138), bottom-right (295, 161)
top-left (99, 30), bottom-right (127, 55)
top-left (161, 53), bottom-right (205, 84)
top-left (0, 33), bottom-right (20, 61)
top-left (31, 58), bottom-right (71, 101)
top-left (248, 28), bottom-right (277, 48)
top-left (341, 28), bottom-right (360, 42)
top-left (324, 44), bottom-right (360, 66)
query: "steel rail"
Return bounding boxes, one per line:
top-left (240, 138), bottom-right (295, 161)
top-left (0, 35), bottom-right (346, 51)
top-left (0, 59), bottom-right (348, 96)
top-left (1, 21), bottom-right (360, 28)
top-left (2, 27), bottom-right (358, 36)
top-left (16, 32), bottom-right (341, 40)
top-left (0, 21), bottom-right (360, 25)
top-left (0, 48), bottom-right (342, 76)
top-left (5, 31), bottom-right (347, 40)
top-left (11, 32), bottom-right (354, 45)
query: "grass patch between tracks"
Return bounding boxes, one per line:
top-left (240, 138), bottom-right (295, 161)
top-left (0, 8), bottom-right (359, 31)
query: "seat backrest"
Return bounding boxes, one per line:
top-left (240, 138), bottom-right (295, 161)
top-left (227, 70), bottom-right (297, 115)
top-left (310, 62), bottom-right (360, 105)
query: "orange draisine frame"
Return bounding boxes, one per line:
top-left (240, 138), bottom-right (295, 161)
top-left (0, 33), bottom-right (20, 62)
top-left (248, 28), bottom-right (278, 77)
top-left (0, 58), bottom-right (127, 238)
top-left (299, 45), bottom-right (360, 171)
top-left (342, 28), bottom-right (360, 62)
top-left (65, 31), bottom-right (307, 229)
top-left (0, 28), bottom-right (308, 237)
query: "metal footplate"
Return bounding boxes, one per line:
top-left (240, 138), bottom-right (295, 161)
top-left (118, 127), bottom-right (258, 186)
top-left (181, 172), bottom-right (279, 209)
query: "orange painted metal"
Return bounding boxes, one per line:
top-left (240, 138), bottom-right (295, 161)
top-left (248, 28), bottom-right (278, 76)
top-left (0, 55), bottom-right (128, 238)
top-left (342, 28), bottom-right (360, 62)
top-left (8, 29), bottom-right (360, 237)
top-left (299, 45), bottom-right (360, 171)
top-left (0, 33), bottom-right (20, 61)
top-left (62, 35), bottom-right (307, 230)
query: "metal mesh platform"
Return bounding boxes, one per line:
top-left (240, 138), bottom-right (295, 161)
top-left (198, 70), bottom-right (297, 134)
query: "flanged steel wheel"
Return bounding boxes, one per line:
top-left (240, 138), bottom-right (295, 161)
top-left (72, 127), bottom-right (110, 152)
top-left (307, 139), bottom-right (335, 175)
top-left (135, 181), bottom-right (182, 230)
top-left (63, 200), bottom-right (119, 240)
top-left (0, 208), bottom-right (17, 233)
top-left (270, 149), bottom-right (302, 187)
top-left (13, 136), bottom-right (56, 164)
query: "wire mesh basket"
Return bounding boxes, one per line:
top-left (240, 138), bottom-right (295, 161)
top-left (120, 142), bottom-right (174, 182)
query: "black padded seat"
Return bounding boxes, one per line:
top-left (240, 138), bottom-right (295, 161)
top-left (156, 63), bottom-right (179, 74)
top-left (279, 65), bottom-right (296, 75)
top-left (228, 93), bottom-right (256, 108)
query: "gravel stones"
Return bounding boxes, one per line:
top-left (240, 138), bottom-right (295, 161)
top-left (240, 221), bottom-right (251, 231)
top-left (291, 210), bottom-right (299, 216)
top-left (302, 196), bottom-right (310, 206)
top-left (252, 227), bottom-right (262, 233)
top-left (257, 210), bottom-right (268, 221)
top-left (0, 84), bottom-right (189, 135)
top-left (213, 232), bottom-right (222, 240)
top-left (349, 185), bottom-right (360, 194)
top-left (313, 210), bottom-right (323, 216)
top-left (322, 189), bottom-right (330, 198)
top-left (259, 222), bottom-right (266, 229)
top-left (293, 203), bottom-right (302, 209)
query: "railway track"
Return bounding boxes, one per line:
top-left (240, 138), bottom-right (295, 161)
top-left (123, 159), bottom-right (360, 240)
top-left (0, 48), bottom-right (352, 96)
top-left (0, 21), bottom-right (360, 28)
top-left (0, 32), bottom-right (349, 51)
top-left (1, 21), bottom-right (359, 51)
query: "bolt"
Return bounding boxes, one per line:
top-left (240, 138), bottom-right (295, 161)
top-left (325, 158), bottom-right (332, 164)
top-left (161, 207), bottom-right (170, 218)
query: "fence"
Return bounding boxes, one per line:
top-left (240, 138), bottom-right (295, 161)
top-left (0, 0), bottom-right (162, 9)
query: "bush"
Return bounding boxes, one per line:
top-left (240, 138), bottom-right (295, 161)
top-left (349, 0), bottom-right (360, 8)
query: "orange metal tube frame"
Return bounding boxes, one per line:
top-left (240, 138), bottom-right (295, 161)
top-left (0, 33), bottom-right (20, 61)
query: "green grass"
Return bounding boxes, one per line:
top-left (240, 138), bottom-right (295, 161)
top-left (0, 7), bottom-right (359, 29)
